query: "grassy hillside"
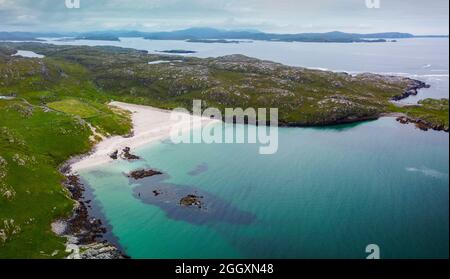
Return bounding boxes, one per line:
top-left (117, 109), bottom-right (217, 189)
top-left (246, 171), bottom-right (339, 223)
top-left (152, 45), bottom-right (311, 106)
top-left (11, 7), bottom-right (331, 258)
top-left (0, 44), bottom-right (131, 258)
top-left (2, 43), bottom-right (434, 124)
top-left (393, 99), bottom-right (449, 131)
top-left (0, 99), bottom-right (92, 258)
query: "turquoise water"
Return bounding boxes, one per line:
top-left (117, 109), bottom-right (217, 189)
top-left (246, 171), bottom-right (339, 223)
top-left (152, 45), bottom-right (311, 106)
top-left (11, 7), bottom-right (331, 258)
top-left (79, 118), bottom-right (449, 259)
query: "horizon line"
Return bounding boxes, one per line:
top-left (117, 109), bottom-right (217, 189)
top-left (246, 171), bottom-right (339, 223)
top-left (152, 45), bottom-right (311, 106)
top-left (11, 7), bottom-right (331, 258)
top-left (0, 28), bottom-right (449, 37)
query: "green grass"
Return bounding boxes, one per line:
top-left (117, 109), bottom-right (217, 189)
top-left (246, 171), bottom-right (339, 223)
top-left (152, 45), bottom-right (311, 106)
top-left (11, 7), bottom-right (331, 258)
top-left (0, 100), bottom-right (92, 258)
top-left (0, 47), bottom-right (132, 258)
top-left (393, 99), bottom-right (449, 130)
top-left (48, 99), bottom-right (99, 118)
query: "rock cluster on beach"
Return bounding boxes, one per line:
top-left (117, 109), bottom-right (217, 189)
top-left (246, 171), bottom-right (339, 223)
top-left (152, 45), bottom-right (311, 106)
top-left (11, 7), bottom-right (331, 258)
top-left (121, 147), bottom-right (140, 160)
top-left (391, 80), bottom-right (431, 101)
top-left (109, 147), bottom-right (141, 161)
top-left (109, 150), bottom-right (118, 160)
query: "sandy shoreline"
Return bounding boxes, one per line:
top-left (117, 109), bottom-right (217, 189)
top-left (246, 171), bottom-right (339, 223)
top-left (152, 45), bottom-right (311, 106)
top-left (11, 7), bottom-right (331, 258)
top-left (70, 101), bottom-right (217, 172)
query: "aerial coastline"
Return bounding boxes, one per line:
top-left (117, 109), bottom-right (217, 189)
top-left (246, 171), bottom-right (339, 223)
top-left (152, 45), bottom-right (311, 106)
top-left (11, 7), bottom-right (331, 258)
top-left (0, 39), bottom-right (448, 259)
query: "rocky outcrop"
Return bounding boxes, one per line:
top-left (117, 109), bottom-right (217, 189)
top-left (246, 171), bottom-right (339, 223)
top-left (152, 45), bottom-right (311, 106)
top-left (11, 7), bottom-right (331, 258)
top-left (55, 173), bottom-right (126, 259)
top-left (396, 116), bottom-right (449, 132)
top-left (66, 242), bottom-right (124, 259)
top-left (391, 80), bottom-right (430, 101)
top-left (127, 169), bottom-right (163, 180)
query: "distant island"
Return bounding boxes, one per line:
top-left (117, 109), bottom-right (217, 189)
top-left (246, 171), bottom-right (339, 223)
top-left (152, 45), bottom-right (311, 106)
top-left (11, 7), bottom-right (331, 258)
top-left (142, 28), bottom-right (405, 43)
top-left (1, 28), bottom-right (448, 43)
top-left (156, 49), bottom-right (197, 54)
top-left (75, 35), bottom-right (121, 41)
top-left (186, 39), bottom-right (244, 44)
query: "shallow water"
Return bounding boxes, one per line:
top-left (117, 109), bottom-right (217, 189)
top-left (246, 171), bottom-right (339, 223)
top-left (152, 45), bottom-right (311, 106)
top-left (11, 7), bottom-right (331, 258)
top-left (12, 50), bottom-right (45, 58)
top-left (79, 118), bottom-right (449, 259)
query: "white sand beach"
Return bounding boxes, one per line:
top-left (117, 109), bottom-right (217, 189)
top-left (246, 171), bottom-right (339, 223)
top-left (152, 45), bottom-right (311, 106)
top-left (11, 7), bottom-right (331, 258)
top-left (70, 101), bottom-right (217, 172)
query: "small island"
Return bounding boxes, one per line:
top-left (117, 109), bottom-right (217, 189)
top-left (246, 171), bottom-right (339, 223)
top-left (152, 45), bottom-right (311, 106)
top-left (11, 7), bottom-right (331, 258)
top-left (186, 39), bottom-right (243, 44)
top-left (75, 35), bottom-right (121, 41)
top-left (156, 49), bottom-right (197, 54)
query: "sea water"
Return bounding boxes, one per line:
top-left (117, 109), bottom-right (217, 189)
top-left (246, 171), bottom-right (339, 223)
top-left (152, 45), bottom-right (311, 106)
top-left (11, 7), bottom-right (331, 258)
top-left (79, 119), bottom-right (448, 259)
top-left (68, 38), bottom-right (449, 259)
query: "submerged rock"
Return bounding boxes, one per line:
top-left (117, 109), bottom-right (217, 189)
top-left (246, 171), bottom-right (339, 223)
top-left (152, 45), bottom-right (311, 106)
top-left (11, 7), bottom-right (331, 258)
top-left (152, 190), bottom-right (162, 196)
top-left (180, 194), bottom-right (204, 208)
top-left (127, 169), bottom-right (163, 180)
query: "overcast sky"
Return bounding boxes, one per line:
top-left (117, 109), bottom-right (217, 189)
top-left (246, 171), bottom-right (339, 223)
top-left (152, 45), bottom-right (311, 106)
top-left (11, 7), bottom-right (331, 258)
top-left (0, 0), bottom-right (448, 34)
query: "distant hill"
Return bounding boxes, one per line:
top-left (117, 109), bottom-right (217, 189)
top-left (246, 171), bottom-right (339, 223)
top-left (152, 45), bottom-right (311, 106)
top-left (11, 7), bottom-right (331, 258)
top-left (1, 28), bottom-right (448, 43)
top-left (140, 28), bottom-right (442, 42)
top-left (0, 32), bottom-right (44, 41)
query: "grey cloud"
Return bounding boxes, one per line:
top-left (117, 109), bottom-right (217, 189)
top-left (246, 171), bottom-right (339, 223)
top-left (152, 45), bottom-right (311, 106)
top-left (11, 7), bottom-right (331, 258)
top-left (0, 0), bottom-right (448, 34)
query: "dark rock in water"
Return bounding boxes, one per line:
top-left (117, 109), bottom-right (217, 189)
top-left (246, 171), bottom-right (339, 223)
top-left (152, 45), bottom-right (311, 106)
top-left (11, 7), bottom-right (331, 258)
top-left (121, 147), bottom-right (140, 160)
top-left (77, 242), bottom-right (125, 259)
top-left (153, 190), bottom-right (162, 196)
top-left (109, 150), bottom-right (118, 160)
top-left (180, 194), bottom-right (204, 208)
top-left (133, 177), bottom-right (256, 225)
top-left (127, 169), bottom-right (163, 180)
top-left (415, 121), bottom-right (429, 131)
